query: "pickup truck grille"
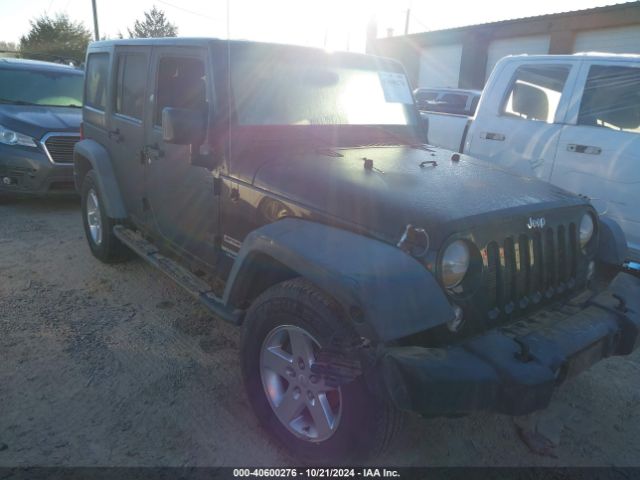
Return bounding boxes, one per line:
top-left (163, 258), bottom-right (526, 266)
top-left (483, 223), bottom-right (579, 320)
top-left (42, 134), bottom-right (80, 164)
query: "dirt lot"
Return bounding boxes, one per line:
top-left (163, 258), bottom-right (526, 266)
top-left (1, 197), bottom-right (639, 467)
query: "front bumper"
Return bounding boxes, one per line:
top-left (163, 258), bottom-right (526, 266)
top-left (0, 143), bottom-right (76, 196)
top-left (376, 272), bottom-right (640, 417)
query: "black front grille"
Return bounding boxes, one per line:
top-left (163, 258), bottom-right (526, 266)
top-left (484, 223), bottom-right (579, 320)
top-left (44, 135), bottom-right (79, 164)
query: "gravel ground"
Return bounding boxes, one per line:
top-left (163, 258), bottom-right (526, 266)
top-left (1, 197), bottom-right (639, 467)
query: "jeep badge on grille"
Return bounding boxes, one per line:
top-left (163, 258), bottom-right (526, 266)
top-left (527, 217), bottom-right (546, 229)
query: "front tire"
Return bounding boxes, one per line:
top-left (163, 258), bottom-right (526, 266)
top-left (241, 278), bottom-right (401, 464)
top-left (80, 170), bottom-right (130, 263)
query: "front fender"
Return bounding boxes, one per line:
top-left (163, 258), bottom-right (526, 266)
top-left (224, 218), bottom-right (455, 342)
top-left (597, 216), bottom-right (628, 266)
top-left (73, 139), bottom-right (127, 219)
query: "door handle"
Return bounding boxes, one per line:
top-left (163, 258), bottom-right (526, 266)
top-left (145, 144), bottom-right (164, 164)
top-left (481, 132), bottom-right (505, 141)
top-left (108, 128), bottom-right (123, 143)
top-left (567, 144), bottom-right (601, 155)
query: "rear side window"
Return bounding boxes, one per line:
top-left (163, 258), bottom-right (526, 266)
top-left (415, 90), bottom-right (438, 102)
top-left (115, 53), bottom-right (147, 120)
top-left (85, 53), bottom-right (109, 110)
top-left (154, 56), bottom-right (206, 126)
top-left (578, 65), bottom-right (640, 134)
top-left (502, 65), bottom-right (570, 123)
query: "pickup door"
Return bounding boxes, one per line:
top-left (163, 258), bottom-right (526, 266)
top-left (465, 60), bottom-right (579, 180)
top-left (421, 111), bottom-right (469, 152)
top-left (551, 62), bottom-right (640, 260)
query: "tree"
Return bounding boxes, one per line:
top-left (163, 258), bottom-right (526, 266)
top-left (0, 41), bottom-right (18, 58)
top-left (19, 14), bottom-right (91, 64)
top-left (128, 6), bottom-right (178, 38)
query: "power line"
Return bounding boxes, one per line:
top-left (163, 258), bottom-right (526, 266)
top-left (155, 0), bottom-right (225, 23)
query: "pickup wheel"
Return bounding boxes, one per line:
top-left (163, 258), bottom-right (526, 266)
top-left (241, 278), bottom-right (401, 464)
top-left (80, 170), bottom-right (130, 263)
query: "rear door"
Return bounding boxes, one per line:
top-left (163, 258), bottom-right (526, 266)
top-left (144, 46), bottom-right (219, 268)
top-left (551, 61), bottom-right (640, 260)
top-left (465, 60), bottom-right (578, 180)
top-left (83, 50), bottom-right (111, 165)
top-left (108, 45), bottom-right (150, 224)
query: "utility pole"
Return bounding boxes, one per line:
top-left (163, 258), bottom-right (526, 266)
top-left (91, 0), bottom-right (100, 41)
top-left (404, 8), bottom-right (411, 35)
top-left (404, 0), bottom-right (412, 35)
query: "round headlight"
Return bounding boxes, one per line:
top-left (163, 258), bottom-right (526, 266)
top-left (441, 240), bottom-right (470, 289)
top-left (579, 213), bottom-right (595, 248)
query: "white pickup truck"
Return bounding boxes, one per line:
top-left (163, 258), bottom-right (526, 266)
top-left (423, 53), bottom-right (640, 263)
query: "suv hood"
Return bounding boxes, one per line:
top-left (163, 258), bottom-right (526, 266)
top-left (252, 145), bottom-right (587, 247)
top-left (0, 104), bottom-right (81, 139)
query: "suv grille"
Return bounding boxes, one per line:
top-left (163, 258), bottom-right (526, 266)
top-left (483, 223), bottom-right (579, 320)
top-left (43, 134), bottom-right (80, 164)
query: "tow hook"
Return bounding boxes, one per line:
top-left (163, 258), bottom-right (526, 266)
top-left (514, 337), bottom-right (533, 363)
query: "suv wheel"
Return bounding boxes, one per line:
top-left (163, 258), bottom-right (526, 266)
top-left (241, 278), bottom-right (401, 463)
top-left (81, 170), bottom-right (130, 263)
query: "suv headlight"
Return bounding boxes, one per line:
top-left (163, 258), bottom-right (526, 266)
top-left (441, 240), bottom-right (470, 289)
top-left (0, 124), bottom-right (38, 148)
top-left (579, 213), bottom-right (595, 248)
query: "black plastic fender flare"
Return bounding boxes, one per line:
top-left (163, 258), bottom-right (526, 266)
top-left (224, 218), bottom-right (455, 342)
top-left (73, 139), bottom-right (127, 220)
top-left (597, 216), bottom-right (628, 266)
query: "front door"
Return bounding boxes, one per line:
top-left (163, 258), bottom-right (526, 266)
top-left (466, 62), bottom-right (576, 180)
top-left (551, 62), bottom-right (640, 260)
top-left (144, 46), bottom-right (219, 269)
top-left (109, 45), bottom-right (150, 224)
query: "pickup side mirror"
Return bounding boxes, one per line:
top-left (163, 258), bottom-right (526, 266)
top-left (162, 107), bottom-right (206, 145)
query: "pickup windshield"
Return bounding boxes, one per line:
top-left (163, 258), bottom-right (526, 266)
top-left (0, 67), bottom-right (84, 107)
top-left (230, 51), bottom-right (419, 130)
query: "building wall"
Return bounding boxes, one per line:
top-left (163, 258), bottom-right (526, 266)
top-left (418, 44), bottom-right (462, 88)
top-left (371, 1), bottom-right (640, 90)
top-left (485, 35), bottom-right (550, 81)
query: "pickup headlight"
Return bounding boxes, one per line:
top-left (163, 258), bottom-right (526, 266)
top-left (0, 124), bottom-right (38, 148)
top-left (441, 240), bottom-right (470, 289)
top-left (579, 213), bottom-right (595, 248)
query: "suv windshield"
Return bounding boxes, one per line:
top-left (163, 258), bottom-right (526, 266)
top-left (0, 67), bottom-right (84, 107)
top-left (231, 53), bottom-right (418, 128)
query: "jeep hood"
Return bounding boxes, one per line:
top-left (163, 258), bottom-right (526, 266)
top-left (0, 105), bottom-right (81, 139)
top-left (252, 145), bottom-right (587, 247)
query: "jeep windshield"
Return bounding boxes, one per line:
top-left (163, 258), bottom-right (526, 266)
top-left (0, 67), bottom-right (84, 108)
top-left (229, 47), bottom-right (421, 146)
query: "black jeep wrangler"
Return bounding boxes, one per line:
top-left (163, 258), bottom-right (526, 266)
top-left (74, 38), bottom-right (640, 462)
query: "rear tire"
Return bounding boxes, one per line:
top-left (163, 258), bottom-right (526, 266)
top-left (241, 278), bottom-right (402, 464)
top-left (80, 170), bottom-right (130, 263)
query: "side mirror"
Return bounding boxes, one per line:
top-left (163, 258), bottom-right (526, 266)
top-left (162, 107), bottom-right (206, 145)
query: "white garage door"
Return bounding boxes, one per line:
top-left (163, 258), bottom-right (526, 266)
top-left (574, 26), bottom-right (640, 54)
top-left (418, 44), bottom-right (462, 88)
top-left (485, 35), bottom-right (551, 80)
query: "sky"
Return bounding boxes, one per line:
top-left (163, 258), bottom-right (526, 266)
top-left (1, 0), bottom-right (630, 52)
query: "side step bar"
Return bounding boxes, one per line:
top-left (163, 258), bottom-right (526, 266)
top-left (113, 226), bottom-right (243, 324)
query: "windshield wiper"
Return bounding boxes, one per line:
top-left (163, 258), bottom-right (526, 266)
top-left (358, 126), bottom-right (435, 152)
top-left (0, 98), bottom-right (39, 106)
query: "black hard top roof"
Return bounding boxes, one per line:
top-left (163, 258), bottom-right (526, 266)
top-left (88, 37), bottom-right (403, 68)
